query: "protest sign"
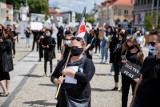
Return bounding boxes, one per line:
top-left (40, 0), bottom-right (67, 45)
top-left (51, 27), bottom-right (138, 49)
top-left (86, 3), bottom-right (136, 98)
top-left (30, 22), bottom-right (43, 30)
top-left (120, 61), bottom-right (141, 79)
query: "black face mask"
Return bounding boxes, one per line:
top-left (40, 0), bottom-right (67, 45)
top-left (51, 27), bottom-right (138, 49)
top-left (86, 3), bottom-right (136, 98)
top-left (150, 42), bottom-right (156, 46)
top-left (71, 46), bottom-right (83, 56)
top-left (120, 33), bottom-right (126, 37)
top-left (0, 29), bottom-right (2, 33)
top-left (129, 45), bottom-right (135, 50)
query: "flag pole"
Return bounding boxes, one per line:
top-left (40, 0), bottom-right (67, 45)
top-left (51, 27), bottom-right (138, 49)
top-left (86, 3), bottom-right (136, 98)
top-left (55, 7), bottom-right (86, 99)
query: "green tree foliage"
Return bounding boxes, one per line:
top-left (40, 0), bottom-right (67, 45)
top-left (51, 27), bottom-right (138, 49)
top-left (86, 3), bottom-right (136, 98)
top-left (6, 0), bottom-right (26, 9)
top-left (155, 13), bottom-right (160, 29)
top-left (28, 0), bottom-right (49, 14)
top-left (144, 13), bottom-right (153, 31)
top-left (75, 13), bottom-right (81, 22)
top-left (85, 18), bottom-right (95, 25)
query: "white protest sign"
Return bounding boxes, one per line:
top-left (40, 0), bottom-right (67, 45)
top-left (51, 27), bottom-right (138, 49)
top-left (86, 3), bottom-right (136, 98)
top-left (30, 22), bottom-right (43, 30)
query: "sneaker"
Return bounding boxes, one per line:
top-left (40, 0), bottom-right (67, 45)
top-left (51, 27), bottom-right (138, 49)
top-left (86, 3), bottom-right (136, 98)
top-left (43, 73), bottom-right (47, 77)
top-left (111, 87), bottom-right (118, 91)
top-left (105, 61), bottom-right (109, 64)
top-left (108, 72), bottom-right (113, 76)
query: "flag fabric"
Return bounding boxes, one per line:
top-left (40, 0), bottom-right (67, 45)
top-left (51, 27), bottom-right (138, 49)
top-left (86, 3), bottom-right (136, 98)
top-left (76, 7), bottom-right (86, 38)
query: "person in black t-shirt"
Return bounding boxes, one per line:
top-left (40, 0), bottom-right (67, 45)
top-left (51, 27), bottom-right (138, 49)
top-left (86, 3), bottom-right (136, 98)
top-left (121, 37), bottom-right (144, 107)
top-left (130, 43), bottom-right (160, 107)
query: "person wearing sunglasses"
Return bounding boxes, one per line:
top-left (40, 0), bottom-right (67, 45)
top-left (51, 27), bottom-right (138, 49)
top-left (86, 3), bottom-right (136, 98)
top-left (51, 37), bottom-right (95, 107)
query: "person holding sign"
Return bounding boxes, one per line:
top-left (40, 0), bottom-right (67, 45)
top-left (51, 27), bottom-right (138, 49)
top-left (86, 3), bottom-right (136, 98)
top-left (50, 37), bottom-right (95, 107)
top-left (120, 37), bottom-right (144, 107)
top-left (130, 43), bottom-right (160, 107)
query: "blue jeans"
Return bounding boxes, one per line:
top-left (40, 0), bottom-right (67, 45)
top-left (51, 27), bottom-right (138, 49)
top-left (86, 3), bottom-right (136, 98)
top-left (101, 47), bottom-right (108, 61)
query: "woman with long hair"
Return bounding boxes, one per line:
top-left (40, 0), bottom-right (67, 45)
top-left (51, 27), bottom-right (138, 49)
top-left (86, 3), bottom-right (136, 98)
top-left (121, 37), bottom-right (144, 107)
top-left (0, 29), bottom-right (14, 97)
top-left (112, 28), bottom-right (128, 90)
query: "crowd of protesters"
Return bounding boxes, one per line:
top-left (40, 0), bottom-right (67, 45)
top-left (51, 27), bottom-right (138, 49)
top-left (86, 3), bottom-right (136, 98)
top-left (49, 23), bottom-right (160, 107)
top-left (0, 20), bottom-right (160, 107)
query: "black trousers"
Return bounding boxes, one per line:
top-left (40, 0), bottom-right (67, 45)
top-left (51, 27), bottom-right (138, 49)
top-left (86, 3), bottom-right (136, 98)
top-left (12, 40), bottom-right (16, 55)
top-left (44, 60), bottom-right (52, 74)
top-left (39, 43), bottom-right (43, 60)
top-left (113, 62), bottom-right (120, 83)
top-left (57, 38), bottom-right (62, 51)
top-left (17, 36), bottom-right (19, 43)
top-left (95, 40), bottom-right (100, 53)
top-left (122, 74), bottom-right (136, 107)
top-left (32, 40), bottom-right (39, 51)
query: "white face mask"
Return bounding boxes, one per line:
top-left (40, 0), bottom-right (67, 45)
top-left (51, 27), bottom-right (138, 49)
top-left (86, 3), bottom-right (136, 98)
top-left (46, 32), bottom-right (50, 37)
top-left (65, 40), bottom-right (71, 45)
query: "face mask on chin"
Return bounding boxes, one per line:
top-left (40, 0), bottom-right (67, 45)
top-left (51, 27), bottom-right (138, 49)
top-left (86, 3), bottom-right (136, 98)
top-left (46, 32), bottom-right (51, 37)
top-left (65, 40), bottom-right (71, 45)
top-left (71, 46), bottom-right (83, 56)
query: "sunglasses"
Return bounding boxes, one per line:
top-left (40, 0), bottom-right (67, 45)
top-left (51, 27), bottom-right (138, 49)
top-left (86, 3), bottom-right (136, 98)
top-left (71, 37), bottom-right (83, 41)
top-left (65, 38), bottom-right (72, 40)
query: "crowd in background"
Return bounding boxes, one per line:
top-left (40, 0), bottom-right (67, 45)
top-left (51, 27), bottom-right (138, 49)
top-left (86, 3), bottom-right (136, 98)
top-left (0, 21), bottom-right (160, 107)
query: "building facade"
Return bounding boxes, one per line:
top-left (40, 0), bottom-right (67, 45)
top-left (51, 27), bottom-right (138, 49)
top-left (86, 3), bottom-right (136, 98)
top-left (99, 0), bottom-right (134, 27)
top-left (133, 0), bottom-right (160, 27)
top-left (0, 0), bottom-right (7, 25)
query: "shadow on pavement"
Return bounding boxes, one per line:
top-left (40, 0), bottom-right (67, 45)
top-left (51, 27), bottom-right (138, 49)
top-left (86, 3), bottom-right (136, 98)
top-left (91, 88), bottom-right (114, 92)
top-left (95, 73), bottom-right (108, 76)
top-left (95, 73), bottom-right (114, 76)
top-left (19, 74), bottom-right (42, 78)
top-left (23, 60), bottom-right (38, 62)
top-left (39, 84), bottom-right (56, 87)
top-left (23, 100), bottom-right (56, 106)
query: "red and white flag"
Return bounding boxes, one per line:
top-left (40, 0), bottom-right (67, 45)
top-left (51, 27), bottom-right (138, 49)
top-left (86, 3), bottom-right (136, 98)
top-left (76, 7), bottom-right (86, 38)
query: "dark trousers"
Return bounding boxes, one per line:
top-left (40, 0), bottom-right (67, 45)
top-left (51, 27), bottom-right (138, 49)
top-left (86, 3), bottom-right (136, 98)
top-left (12, 40), bottom-right (16, 55)
top-left (39, 44), bottom-right (43, 60)
top-left (95, 39), bottom-right (100, 53)
top-left (32, 40), bottom-right (39, 51)
top-left (17, 36), bottom-right (19, 43)
top-left (57, 38), bottom-right (62, 51)
top-left (122, 74), bottom-right (136, 107)
top-left (113, 62), bottom-right (120, 82)
top-left (44, 60), bottom-right (52, 74)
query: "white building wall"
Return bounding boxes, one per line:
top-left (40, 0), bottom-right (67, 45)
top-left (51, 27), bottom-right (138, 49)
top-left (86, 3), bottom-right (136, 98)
top-left (0, 2), bottom-right (7, 25)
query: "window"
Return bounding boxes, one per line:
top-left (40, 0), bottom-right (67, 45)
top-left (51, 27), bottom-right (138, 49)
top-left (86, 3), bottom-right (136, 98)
top-left (154, 0), bottom-right (157, 7)
top-left (141, 0), bottom-right (144, 5)
top-left (148, 0), bottom-right (152, 4)
top-left (118, 9), bottom-right (121, 15)
top-left (124, 10), bottom-right (128, 15)
top-left (137, 0), bottom-right (140, 6)
top-left (144, 0), bottom-right (147, 5)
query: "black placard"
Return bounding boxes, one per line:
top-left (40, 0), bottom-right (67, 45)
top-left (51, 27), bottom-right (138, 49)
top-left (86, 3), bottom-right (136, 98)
top-left (120, 61), bottom-right (141, 79)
